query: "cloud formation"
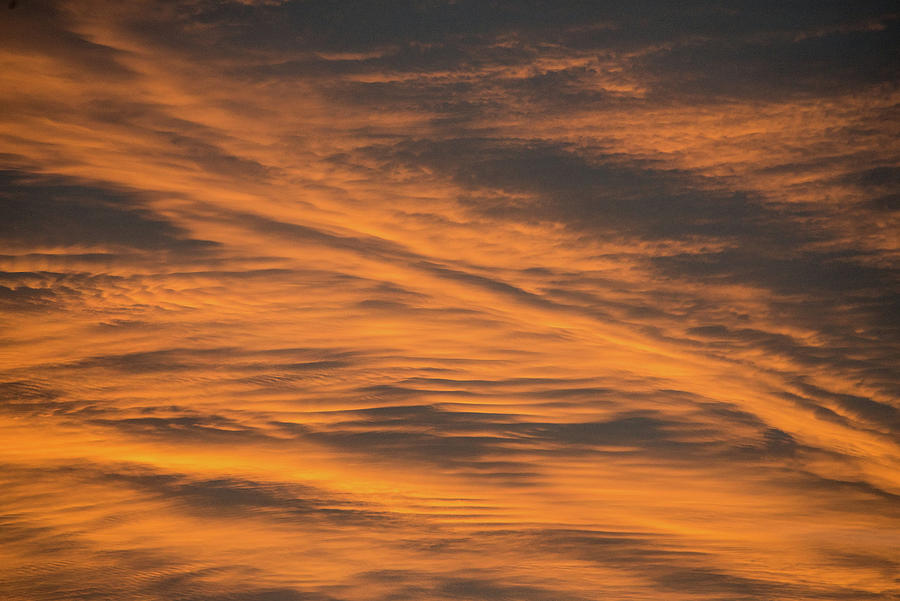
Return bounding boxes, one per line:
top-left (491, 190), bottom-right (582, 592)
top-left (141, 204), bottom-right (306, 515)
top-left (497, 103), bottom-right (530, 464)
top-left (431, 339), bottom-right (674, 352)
top-left (1, 1), bottom-right (898, 599)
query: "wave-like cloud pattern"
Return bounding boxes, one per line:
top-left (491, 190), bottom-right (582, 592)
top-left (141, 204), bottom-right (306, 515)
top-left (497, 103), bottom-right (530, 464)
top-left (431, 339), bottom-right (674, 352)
top-left (1, 1), bottom-right (898, 599)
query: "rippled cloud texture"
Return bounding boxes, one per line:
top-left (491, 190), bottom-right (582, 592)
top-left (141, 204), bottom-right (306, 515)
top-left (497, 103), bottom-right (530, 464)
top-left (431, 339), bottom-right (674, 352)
top-left (1, 1), bottom-right (899, 599)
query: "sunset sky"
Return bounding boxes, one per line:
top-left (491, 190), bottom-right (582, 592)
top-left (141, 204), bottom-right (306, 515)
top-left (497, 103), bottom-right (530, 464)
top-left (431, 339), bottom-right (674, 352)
top-left (1, 1), bottom-right (899, 600)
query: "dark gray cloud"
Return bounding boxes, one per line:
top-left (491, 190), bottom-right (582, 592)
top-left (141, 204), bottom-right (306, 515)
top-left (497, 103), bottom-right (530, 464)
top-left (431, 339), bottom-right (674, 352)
top-left (269, 399), bottom-right (830, 477)
top-left (836, 165), bottom-right (900, 213)
top-left (94, 467), bottom-right (398, 527)
top-left (791, 379), bottom-right (900, 437)
top-left (91, 414), bottom-right (276, 444)
top-left (0, 170), bottom-right (218, 252)
top-left (120, 1), bottom-right (899, 96)
top-left (654, 249), bottom-right (897, 298)
top-left (357, 138), bottom-right (789, 242)
top-left (47, 345), bottom-right (360, 377)
top-left (0, 283), bottom-right (61, 311)
top-left (636, 17), bottom-right (900, 101)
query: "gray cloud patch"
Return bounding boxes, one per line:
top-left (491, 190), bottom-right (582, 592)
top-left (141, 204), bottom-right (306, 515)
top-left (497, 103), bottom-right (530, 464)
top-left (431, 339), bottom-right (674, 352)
top-left (359, 138), bottom-right (780, 242)
top-left (0, 170), bottom-right (218, 253)
top-left (93, 467), bottom-right (398, 527)
top-left (636, 17), bottom-right (900, 101)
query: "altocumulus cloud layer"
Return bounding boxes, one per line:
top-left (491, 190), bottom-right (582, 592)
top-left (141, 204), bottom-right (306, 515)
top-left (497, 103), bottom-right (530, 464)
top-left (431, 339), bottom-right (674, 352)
top-left (1, 1), bottom-right (898, 599)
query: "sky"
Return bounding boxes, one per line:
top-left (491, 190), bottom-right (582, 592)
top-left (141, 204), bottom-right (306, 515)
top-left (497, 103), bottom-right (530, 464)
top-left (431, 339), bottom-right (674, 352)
top-left (1, 1), bottom-right (898, 600)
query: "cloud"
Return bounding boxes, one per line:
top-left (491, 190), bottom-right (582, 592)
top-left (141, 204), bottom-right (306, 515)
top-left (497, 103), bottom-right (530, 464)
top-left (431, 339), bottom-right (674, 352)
top-left (2, 1), bottom-right (898, 600)
top-left (0, 1), bottom-right (134, 79)
top-left (359, 138), bottom-right (748, 237)
top-left (636, 15), bottom-right (900, 101)
top-left (0, 170), bottom-right (217, 253)
top-left (92, 466), bottom-right (399, 527)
